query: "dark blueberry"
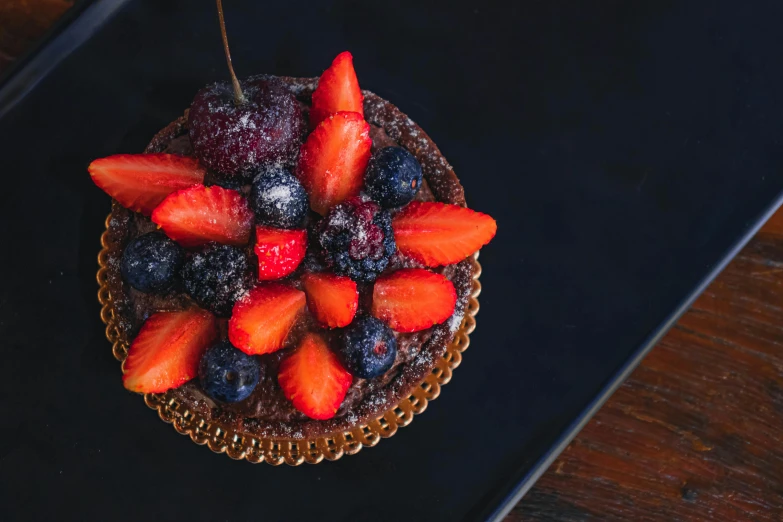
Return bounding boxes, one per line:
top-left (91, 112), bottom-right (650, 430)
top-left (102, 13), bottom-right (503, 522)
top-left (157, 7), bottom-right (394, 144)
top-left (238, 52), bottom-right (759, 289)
top-left (120, 232), bottom-right (184, 293)
top-left (317, 198), bottom-right (396, 283)
top-left (206, 171), bottom-right (245, 191)
top-left (180, 244), bottom-right (250, 317)
top-left (199, 340), bottom-right (261, 403)
top-left (250, 167), bottom-right (309, 228)
top-left (339, 316), bottom-right (398, 379)
top-left (364, 146), bottom-right (423, 208)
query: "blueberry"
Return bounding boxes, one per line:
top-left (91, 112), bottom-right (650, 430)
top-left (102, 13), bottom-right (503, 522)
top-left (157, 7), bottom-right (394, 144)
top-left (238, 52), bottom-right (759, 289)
top-left (339, 316), bottom-right (398, 379)
top-left (180, 244), bottom-right (250, 317)
top-left (120, 232), bottom-right (184, 293)
top-left (364, 146), bottom-right (423, 208)
top-left (250, 167), bottom-right (309, 228)
top-left (208, 175), bottom-right (245, 191)
top-left (199, 340), bottom-right (261, 403)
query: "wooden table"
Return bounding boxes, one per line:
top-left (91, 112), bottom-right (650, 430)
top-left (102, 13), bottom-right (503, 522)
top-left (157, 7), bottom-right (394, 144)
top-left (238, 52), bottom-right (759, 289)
top-left (5, 3), bottom-right (783, 519)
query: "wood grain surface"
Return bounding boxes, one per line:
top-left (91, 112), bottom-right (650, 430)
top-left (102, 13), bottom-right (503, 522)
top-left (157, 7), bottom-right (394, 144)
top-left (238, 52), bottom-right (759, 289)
top-left (509, 214), bottom-right (783, 521)
top-left (0, 0), bottom-right (74, 72)
top-left (4, 2), bottom-right (783, 520)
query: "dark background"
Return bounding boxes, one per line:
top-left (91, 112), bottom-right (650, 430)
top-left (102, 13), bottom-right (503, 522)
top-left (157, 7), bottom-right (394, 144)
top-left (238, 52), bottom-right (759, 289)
top-left (2, 1), bottom-right (783, 520)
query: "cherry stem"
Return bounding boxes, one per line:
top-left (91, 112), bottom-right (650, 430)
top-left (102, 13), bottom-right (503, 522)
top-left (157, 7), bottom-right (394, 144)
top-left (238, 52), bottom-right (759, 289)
top-left (216, 0), bottom-right (246, 105)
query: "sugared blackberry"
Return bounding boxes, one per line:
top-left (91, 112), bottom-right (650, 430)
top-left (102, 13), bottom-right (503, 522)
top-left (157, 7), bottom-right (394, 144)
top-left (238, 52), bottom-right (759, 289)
top-left (365, 146), bottom-right (423, 208)
top-left (181, 244), bottom-right (250, 317)
top-left (317, 198), bottom-right (396, 283)
top-left (339, 316), bottom-right (398, 379)
top-left (121, 232), bottom-right (184, 293)
top-left (250, 167), bottom-right (309, 228)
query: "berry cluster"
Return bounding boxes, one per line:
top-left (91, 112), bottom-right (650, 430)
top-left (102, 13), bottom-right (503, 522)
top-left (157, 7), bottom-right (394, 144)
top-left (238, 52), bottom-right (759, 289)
top-left (317, 198), bottom-right (396, 283)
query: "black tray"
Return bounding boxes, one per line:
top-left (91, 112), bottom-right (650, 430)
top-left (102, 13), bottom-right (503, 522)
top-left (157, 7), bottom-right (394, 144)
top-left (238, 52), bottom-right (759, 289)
top-left (2, 1), bottom-right (783, 520)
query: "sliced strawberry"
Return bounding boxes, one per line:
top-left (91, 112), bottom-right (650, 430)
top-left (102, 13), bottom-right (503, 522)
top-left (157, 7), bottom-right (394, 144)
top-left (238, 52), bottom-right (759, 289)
top-left (278, 333), bottom-right (353, 420)
top-left (228, 283), bottom-right (306, 355)
top-left (151, 184), bottom-right (253, 248)
top-left (392, 202), bottom-right (497, 267)
top-left (296, 111), bottom-right (371, 215)
top-left (372, 268), bottom-right (457, 332)
top-left (89, 153), bottom-right (206, 215)
top-left (254, 226), bottom-right (307, 281)
top-left (310, 51), bottom-right (364, 128)
top-left (123, 308), bottom-right (217, 394)
top-left (301, 272), bottom-right (358, 328)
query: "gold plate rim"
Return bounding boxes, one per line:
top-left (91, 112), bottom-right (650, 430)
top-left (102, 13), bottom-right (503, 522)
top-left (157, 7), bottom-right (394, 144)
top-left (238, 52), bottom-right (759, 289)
top-left (97, 213), bottom-right (481, 465)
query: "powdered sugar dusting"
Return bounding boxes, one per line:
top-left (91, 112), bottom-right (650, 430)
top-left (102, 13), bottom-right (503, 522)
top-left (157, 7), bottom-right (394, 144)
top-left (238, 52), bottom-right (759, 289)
top-left (448, 310), bottom-right (465, 333)
top-left (264, 184), bottom-right (293, 209)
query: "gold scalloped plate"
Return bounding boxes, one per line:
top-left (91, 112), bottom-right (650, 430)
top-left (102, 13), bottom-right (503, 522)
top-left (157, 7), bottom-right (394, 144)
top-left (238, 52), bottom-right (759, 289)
top-left (96, 214), bottom-right (481, 465)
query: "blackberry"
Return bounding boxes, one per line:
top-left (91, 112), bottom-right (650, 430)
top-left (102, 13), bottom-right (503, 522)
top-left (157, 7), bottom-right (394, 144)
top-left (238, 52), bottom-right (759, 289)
top-left (181, 244), bottom-right (250, 317)
top-left (317, 198), bottom-right (396, 283)
top-left (365, 146), bottom-right (423, 208)
top-left (339, 316), bottom-right (398, 379)
top-left (121, 232), bottom-right (184, 293)
top-left (249, 167), bottom-right (309, 228)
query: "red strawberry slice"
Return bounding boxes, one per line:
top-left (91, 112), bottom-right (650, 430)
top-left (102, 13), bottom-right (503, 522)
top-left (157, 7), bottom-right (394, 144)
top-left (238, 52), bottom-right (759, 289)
top-left (296, 111), bottom-right (371, 215)
top-left (228, 283), bottom-right (306, 355)
top-left (151, 184), bottom-right (253, 248)
top-left (123, 308), bottom-right (217, 394)
top-left (254, 226), bottom-right (307, 281)
top-left (372, 268), bottom-right (457, 333)
top-left (88, 153), bottom-right (206, 215)
top-left (278, 333), bottom-right (353, 420)
top-left (310, 51), bottom-right (364, 128)
top-left (392, 202), bottom-right (497, 267)
top-left (301, 272), bottom-right (358, 328)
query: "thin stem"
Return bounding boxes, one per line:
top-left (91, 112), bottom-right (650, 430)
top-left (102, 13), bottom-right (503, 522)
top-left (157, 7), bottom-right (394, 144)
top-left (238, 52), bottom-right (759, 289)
top-left (216, 0), bottom-right (246, 105)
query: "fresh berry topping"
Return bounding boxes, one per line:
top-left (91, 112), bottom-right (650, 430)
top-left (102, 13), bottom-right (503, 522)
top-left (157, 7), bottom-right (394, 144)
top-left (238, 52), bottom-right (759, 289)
top-left (310, 51), bottom-right (364, 128)
top-left (88, 153), bottom-right (205, 215)
top-left (121, 232), bottom-right (184, 293)
top-left (198, 340), bottom-right (261, 403)
top-left (228, 283), bottom-right (306, 355)
top-left (189, 79), bottom-right (305, 176)
top-left (301, 272), bottom-right (358, 328)
top-left (123, 309), bottom-right (217, 394)
top-left (254, 226), bottom-right (307, 281)
top-left (392, 202), bottom-right (497, 267)
top-left (151, 184), bottom-right (253, 248)
top-left (371, 268), bottom-right (457, 332)
top-left (250, 167), bottom-right (309, 228)
top-left (317, 198), bottom-right (396, 283)
top-left (339, 316), bottom-right (397, 379)
top-left (365, 147), bottom-right (423, 208)
top-left (296, 111), bottom-right (371, 215)
top-left (181, 244), bottom-right (250, 317)
top-left (277, 333), bottom-right (352, 420)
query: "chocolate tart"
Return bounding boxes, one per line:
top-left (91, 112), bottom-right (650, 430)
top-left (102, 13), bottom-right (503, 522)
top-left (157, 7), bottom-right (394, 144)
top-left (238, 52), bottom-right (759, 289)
top-left (97, 76), bottom-right (482, 463)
